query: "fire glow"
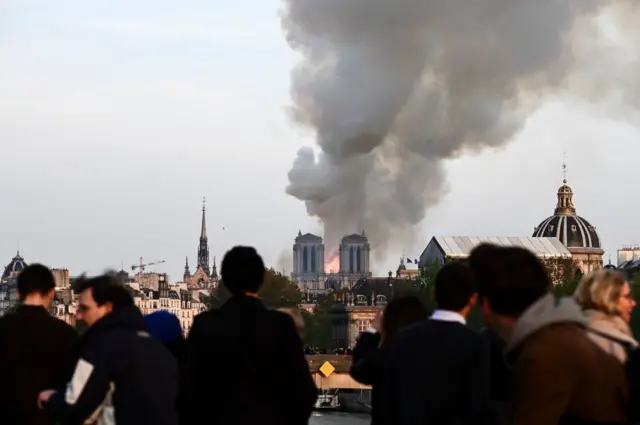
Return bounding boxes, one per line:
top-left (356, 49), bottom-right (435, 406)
top-left (325, 254), bottom-right (339, 273)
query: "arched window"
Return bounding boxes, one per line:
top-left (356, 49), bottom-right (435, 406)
top-left (349, 247), bottom-right (355, 273)
top-left (356, 294), bottom-right (367, 305)
top-left (311, 246), bottom-right (316, 273)
top-left (356, 246), bottom-right (362, 272)
top-left (303, 246), bottom-right (308, 272)
top-left (376, 295), bottom-right (388, 306)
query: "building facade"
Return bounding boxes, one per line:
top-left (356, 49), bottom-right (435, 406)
top-left (330, 275), bottom-right (404, 348)
top-left (0, 251), bottom-right (27, 315)
top-left (291, 231), bottom-right (373, 294)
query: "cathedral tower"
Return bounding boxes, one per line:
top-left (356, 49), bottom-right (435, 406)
top-left (339, 232), bottom-right (370, 273)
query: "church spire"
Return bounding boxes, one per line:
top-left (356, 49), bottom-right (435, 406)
top-left (200, 197), bottom-right (207, 240)
top-left (184, 257), bottom-right (191, 281)
top-left (211, 256), bottom-right (218, 279)
top-left (554, 156), bottom-right (576, 216)
top-left (197, 199), bottom-right (211, 275)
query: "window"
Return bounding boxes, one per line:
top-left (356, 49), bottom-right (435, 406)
top-left (356, 294), bottom-right (367, 305)
top-left (376, 295), bottom-right (388, 306)
top-left (356, 319), bottom-right (370, 332)
top-left (571, 225), bottom-right (577, 231)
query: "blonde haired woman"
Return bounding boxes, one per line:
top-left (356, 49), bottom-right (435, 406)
top-left (574, 269), bottom-right (638, 363)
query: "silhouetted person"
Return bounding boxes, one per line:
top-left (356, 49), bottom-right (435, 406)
top-left (181, 246), bottom-right (317, 425)
top-left (350, 295), bottom-right (428, 425)
top-left (0, 264), bottom-right (78, 425)
top-left (469, 244), bottom-right (628, 425)
top-left (385, 261), bottom-right (491, 425)
top-left (38, 274), bottom-right (178, 425)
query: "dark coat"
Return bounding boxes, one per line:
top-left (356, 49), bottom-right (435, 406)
top-left (385, 319), bottom-right (491, 425)
top-left (180, 295), bottom-right (317, 425)
top-left (47, 305), bottom-right (179, 425)
top-left (0, 305), bottom-right (78, 425)
top-left (350, 331), bottom-right (388, 425)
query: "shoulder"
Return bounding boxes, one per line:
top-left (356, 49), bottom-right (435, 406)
top-left (516, 323), bottom-right (592, 365)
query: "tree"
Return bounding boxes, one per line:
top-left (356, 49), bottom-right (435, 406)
top-left (210, 268), bottom-right (301, 309)
top-left (259, 268), bottom-right (302, 308)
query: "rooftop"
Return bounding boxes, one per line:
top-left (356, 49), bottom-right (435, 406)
top-left (430, 236), bottom-right (572, 259)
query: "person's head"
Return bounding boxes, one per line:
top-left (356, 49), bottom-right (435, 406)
top-left (574, 269), bottom-right (635, 322)
top-left (76, 273), bottom-right (134, 327)
top-left (144, 310), bottom-right (183, 343)
top-left (434, 260), bottom-right (477, 315)
top-left (469, 244), bottom-right (550, 332)
top-left (277, 307), bottom-right (305, 337)
top-left (381, 295), bottom-right (428, 347)
top-left (17, 264), bottom-right (56, 307)
top-left (221, 246), bottom-right (265, 296)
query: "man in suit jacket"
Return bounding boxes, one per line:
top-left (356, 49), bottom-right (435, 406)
top-left (180, 246), bottom-right (317, 425)
top-left (385, 261), bottom-right (490, 425)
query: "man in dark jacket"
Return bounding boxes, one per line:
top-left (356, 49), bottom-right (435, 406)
top-left (385, 261), bottom-right (491, 425)
top-left (0, 264), bottom-right (78, 425)
top-left (38, 274), bottom-right (178, 425)
top-left (181, 246), bottom-right (317, 425)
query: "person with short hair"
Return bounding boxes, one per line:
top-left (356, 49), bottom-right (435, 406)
top-left (469, 244), bottom-right (629, 425)
top-left (181, 246), bottom-right (317, 425)
top-left (575, 269), bottom-right (638, 363)
top-left (385, 261), bottom-right (491, 425)
top-left (38, 273), bottom-right (178, 425)
top-left (0, 264), bottom-right (78, 425)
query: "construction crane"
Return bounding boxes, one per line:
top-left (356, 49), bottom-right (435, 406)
top-left (131, 257), bottom-right (166, 273)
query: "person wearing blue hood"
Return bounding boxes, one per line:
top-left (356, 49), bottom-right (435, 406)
top-left (144, 310), bottom-right (185, 362)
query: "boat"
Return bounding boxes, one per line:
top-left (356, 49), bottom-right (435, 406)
top-left (314, 389), bottom-right (340, 410)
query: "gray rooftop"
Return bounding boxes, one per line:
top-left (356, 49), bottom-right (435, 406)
top-left (431, 236), bottom-right (572, 259)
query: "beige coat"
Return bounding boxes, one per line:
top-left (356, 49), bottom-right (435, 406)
top-left (584, 308), bottom-right (638, 363)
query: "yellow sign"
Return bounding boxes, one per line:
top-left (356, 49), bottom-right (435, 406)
top-left (319, 361), bottom-right (335, 377)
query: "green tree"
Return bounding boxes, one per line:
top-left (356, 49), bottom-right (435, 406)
top-left (259, 268), bottom-right (302, 308)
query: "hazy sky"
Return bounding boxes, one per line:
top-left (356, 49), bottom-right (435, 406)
top-left (2, 0), bottom-right (640, 281)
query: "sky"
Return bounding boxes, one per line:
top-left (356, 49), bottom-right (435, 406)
top-left (1, 0), bottom-right (640, 281)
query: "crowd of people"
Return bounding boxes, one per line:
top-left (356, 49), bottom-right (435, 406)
top-left (0, 242), bottom-right (639, 425)
top-left (350, 244), bottom-right (640, 425)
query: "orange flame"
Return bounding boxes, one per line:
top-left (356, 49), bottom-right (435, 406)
top-left (325, 254), bottom-right (339, 273)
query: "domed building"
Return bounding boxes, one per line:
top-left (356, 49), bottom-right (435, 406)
top-left (2, 251), bottom-right (27, 282)
top-left (532, 174), bottom-right (604, 273)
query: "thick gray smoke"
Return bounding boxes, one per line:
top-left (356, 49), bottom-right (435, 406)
top-left (280, 0), bottom-right (634, 263)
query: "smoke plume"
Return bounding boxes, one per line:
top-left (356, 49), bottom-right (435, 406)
top-left (280, 0), bottom-right (635, 261)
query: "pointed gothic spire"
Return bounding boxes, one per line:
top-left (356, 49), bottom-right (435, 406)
top-left (211, 256), bottom-right (218, 279)
top-left (200, 197), bottom-right (207, 240)
top-left (197, 199), bottom-right (211, 275)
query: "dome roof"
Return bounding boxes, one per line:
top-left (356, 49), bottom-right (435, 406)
top-left (2, 251), bottom-right (27, 280)
top-left (533, 215), bottom-right (601, 249)
top-left (532, 175), bottom-right (601, 250)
